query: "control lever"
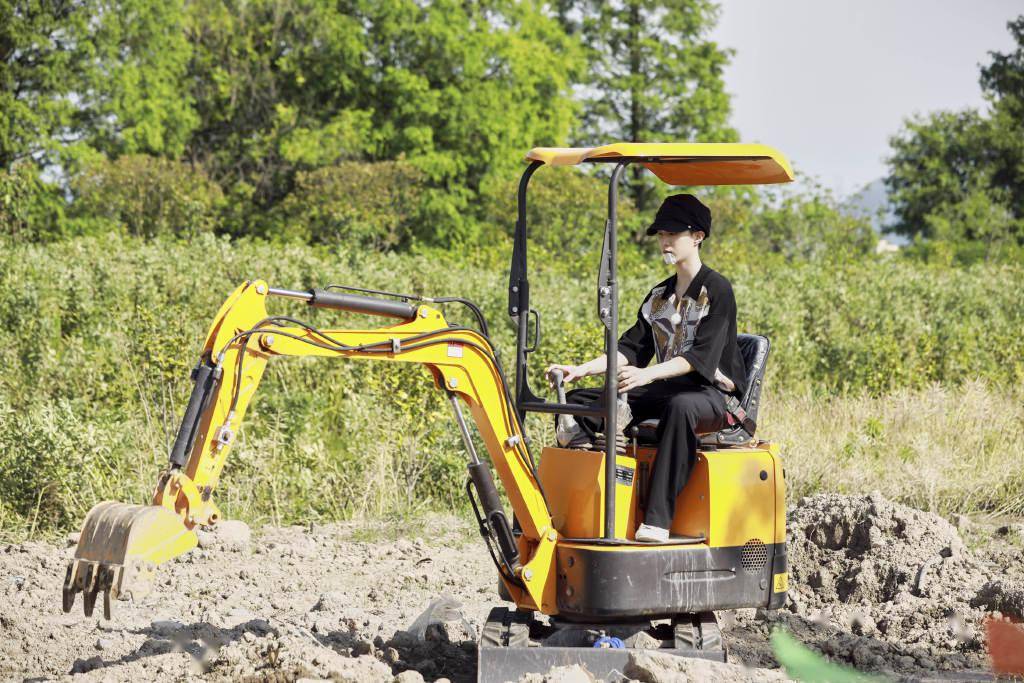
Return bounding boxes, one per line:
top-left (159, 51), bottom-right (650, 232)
top-left (549, 369), bottom-right (578, 447)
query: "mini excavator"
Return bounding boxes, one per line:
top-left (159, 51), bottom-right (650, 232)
top-left (64, 143), bottom-right (793, 682)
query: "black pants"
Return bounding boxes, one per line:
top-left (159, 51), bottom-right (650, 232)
top-left (566, 380), bottom-right (729, 529)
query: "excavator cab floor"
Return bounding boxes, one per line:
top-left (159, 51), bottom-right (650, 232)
top-left (477, 607), bottom-right (724, 683)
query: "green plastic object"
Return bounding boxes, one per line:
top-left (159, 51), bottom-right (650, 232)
top-left (771, 628), bottom-right (890, 683)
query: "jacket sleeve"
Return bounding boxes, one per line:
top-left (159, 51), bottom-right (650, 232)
top-left (617, 291), bottom-right (655, 368)
top-left (681, 283), bottom-right (735, 385)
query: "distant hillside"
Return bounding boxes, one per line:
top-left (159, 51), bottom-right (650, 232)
top-left (844, 178), bottom-right (905, 244)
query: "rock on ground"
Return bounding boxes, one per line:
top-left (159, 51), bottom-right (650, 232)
top-left (195, 519), bottom-right (252, 552)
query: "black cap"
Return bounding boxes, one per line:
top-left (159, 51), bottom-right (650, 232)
top-left (645, 194), bottom-right (711, 237)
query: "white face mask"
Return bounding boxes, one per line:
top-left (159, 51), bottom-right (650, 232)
top-left (662, 252), bottom-right (678, 265)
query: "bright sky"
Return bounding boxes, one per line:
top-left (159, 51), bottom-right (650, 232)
top-left (710, 0), bottom-right (1021, 198)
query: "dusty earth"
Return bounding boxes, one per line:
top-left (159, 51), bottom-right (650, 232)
top-left (1, 493), bottom-right (1023, 683)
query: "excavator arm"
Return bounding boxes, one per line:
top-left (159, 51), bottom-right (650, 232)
top-left (63, 280), bottom-right (559, 618)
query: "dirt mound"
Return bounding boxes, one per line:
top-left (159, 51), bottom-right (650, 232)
top-left (726, 492), bottom-right (1012, 678)
top-left (789, 491), bottom-right (979, 606)
top-left (623, 651), bottom-right (793, 682)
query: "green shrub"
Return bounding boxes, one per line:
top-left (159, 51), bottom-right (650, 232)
top-left (480, 168), bottom-right (639, 259)
top-left (70, 154), bottom-right (223, 238)
top-left (698, 183), bottom-right (876, 265)
top-left (0, 400), bottom-right (125, 533)
top-left (0, 167), bottom-right (32, 236)
top-left (271, 161), bottom-right (427, 249)
top-left (0, 163), bottom-right (68, 243)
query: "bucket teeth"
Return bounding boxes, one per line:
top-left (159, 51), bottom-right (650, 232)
top-left (103, 585), bottom-right (113, 620)
top-left (64, 560), bottom-right (120, 619)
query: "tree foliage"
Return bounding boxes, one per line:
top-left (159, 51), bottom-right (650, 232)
top-left (0, 0), bottom-right (197, 169)
top-left (179, 0), bottom-right (583, 241)
top-left (85, 0), bottom-right (197, 158)
top-left (885, 15), bottom-right (1024, 261)
top-left (571, 0), bottom-right (736, 211)
top-left (0, 0), bottom-right (97, 169)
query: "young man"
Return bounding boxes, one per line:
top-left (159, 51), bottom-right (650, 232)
top-left (546, 194), bottom-right (747, 543)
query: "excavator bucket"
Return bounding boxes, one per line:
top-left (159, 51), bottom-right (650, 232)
top-left (63, 501), bottom-right (197, 619)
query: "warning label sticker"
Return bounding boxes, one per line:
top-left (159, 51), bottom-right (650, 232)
top-left (615, 465), bottom-right (634, 486)
top-left (447, 343), bottom-right (463, 358)
top-left (773, 572), bottom-right (789, 592)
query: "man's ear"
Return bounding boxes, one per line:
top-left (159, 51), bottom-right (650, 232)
top-left (692, 230), bottom-right (706, 245)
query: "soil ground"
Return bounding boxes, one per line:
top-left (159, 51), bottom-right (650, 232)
top-left (1, 493), bottom-right (1022, 682)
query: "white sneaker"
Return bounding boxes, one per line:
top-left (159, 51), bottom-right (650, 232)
top-left (635, 523), bottom-right (669, 543)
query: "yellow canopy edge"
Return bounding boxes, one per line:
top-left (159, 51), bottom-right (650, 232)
top-left (525, 143), bottom-right (794, 185)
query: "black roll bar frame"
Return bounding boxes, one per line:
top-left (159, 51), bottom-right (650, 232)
top-left (509, 156), bottom-right (647, 540)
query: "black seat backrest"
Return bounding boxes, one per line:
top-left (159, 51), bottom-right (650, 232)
top-left (708, 333), bottom-right (771, 446)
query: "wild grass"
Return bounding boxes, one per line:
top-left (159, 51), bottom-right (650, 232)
top-left (2, 381), bottom-right (1021, 543)
top-left (763, 381), bottom-right (1024, 517)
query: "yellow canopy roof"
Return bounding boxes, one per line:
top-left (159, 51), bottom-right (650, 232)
top-left (525, 142), bottom-right (793, 186)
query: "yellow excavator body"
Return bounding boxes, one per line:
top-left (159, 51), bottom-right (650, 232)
top-left (538, 442), bottom-right (784, 548)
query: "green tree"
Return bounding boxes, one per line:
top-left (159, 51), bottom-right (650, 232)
top-left (885, 110), bottom-right (1004, 239)
top-left (572, 0), bottom-right (736, 212)
top-left (0, 0), bottom-right (98, 169)
top-left (980, 15), bottom-right (1024, 221)
top-left (182, 0), bottom-right (372, 217)
top-left (885, 15), bottom-right (1024, 259)
top-left (84, 0), bottom-right (197, 158)
top-left (182, 0), bottom-right (582, 244)
top-left (1, 0), bottom-right (198, 169)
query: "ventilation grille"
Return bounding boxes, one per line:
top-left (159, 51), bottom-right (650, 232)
top-left (740, 539), bottom-right (768, 572)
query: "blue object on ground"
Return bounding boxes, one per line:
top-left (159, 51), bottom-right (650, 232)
top-left (593, 636), bottom-right (625, 649)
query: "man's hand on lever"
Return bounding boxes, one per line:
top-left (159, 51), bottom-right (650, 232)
top-left (545, 364), bottom-right (583, 388)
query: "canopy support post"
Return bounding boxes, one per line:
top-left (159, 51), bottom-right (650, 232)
top-left (510, 161), bottom-right (543, 421)
top-left (601, 161), bottom-right (628, 540)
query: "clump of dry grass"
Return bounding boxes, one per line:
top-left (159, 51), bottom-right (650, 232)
top-left (763, 380), bottom-right (1024, 515)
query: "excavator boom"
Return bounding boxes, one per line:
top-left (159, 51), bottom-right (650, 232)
top-left (64, 280), bottom-right (558, 618)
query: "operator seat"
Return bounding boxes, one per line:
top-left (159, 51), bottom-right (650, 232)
top-left (628, 334), bottom-right (771, 448)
